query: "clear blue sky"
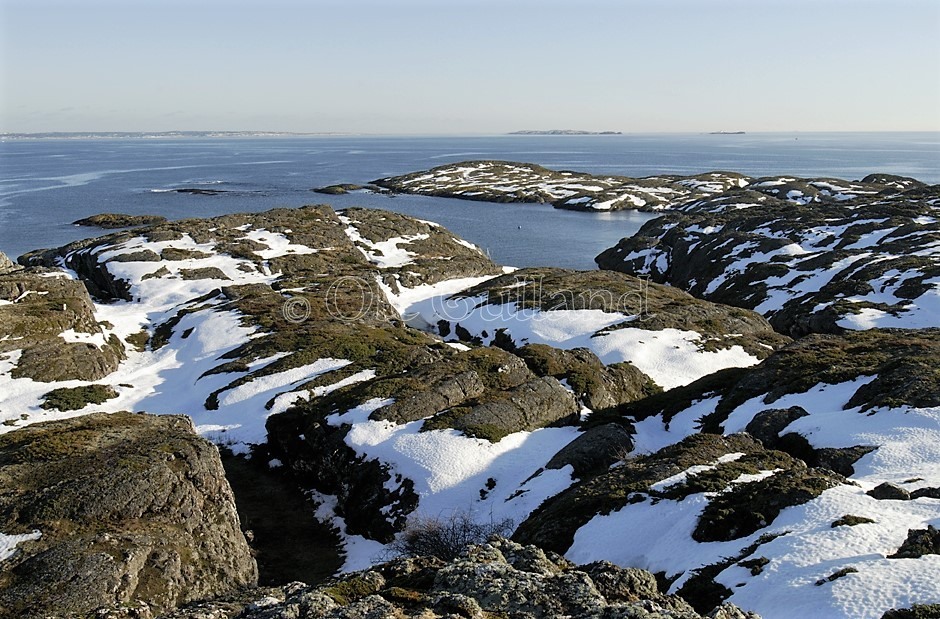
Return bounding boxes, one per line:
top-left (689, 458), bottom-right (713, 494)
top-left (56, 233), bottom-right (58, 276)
top-left (2, 0), bottom-right (939, 134)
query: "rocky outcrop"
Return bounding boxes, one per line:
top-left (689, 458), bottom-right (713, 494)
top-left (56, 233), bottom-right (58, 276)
top-left (446, 268), bottom-right (790, 361)
top-left (527, 325), bottom-right (940, 618)
top-left (149, 538), bottom-right (759, 619)
top-left (517, 344), bottom-right (661, 413)
top-left (0, 266), bottom-right (124, 382)
top-left (372, 160), bottom-right (751, 212)
top-left (888, 526), bottom-right (940, 559)
top-left (425, 375), bottom-right (579, 440)
top-left (265, 344), bottom-right (581, 540)
top-left (545, 423), bottom-right (634, 477)
top-left (694, 329), bottom-right (940, 432)
top-left (596, 181), bottom-right (939, 336)
top-left (311, 183), bottom-right (369, 195)
top-left (0, 412), bottom-right (257, 618)
top-left (341, 207), bottom-right (499, 289)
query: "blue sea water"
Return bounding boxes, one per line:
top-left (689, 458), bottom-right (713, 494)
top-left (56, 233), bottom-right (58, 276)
top-left (0, 132), bottom-right (937, 269)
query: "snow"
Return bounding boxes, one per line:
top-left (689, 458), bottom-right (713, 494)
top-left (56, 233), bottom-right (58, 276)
top-left (836, 279), bottom-right (940, 330)
top-left (0, 298), bottom-right (349, 450)
top-left (400, 287), bottom-right (761, 389)
top-left (58, 328), bottom-right (109, 348)
top-left (587, 326), bottom-right (760, 390)
top-left (241, 228), bottom-right (319, 259)
top-left (686, 224), bottom-right (724, 235)
top-left (631, 396), bottom-right (721, 454)
top-left (566, 364), bottom-right (940, 619)
top-left (309, 490), bottom-right (389, 571)
top-left (453, 237), bottom-right (482, 252)
top-left (0, 530), bottom-right (42, 562)
top-left (339, 215), bottom-right (430, 268)
top-left (268, 369), bottom-right (378, 416)
top-left (843, 227), bottom-right (900, 251)
top-left (377, 274), bottom-right (499, 320)
top-left (318, 396), bottom-right (581, 570)
top-left (753, 254), bottom-right (871, 316)
top-left (649, 452), bottom-right (745, 492)
top-left (217, 358), bottom-right (352, 407)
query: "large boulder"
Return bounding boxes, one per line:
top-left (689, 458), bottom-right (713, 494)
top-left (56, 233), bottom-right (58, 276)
top-left (517, 343), bottom-right (661, 412)
top-left (0, 412), bottom-right (257, 618)
top-left (546, 423), bottom-right (634, 477)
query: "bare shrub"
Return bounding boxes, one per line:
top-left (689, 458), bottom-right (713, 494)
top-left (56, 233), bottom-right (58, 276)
top-left (390, 511), bottom-right (515, 560)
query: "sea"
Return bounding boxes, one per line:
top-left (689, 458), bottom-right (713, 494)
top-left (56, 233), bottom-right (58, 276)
top-left (1, 132), bottom-right (937, 269)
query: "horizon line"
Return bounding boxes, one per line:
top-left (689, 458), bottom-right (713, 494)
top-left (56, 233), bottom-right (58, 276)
top-left (4, 129), bottom-right (939, 140)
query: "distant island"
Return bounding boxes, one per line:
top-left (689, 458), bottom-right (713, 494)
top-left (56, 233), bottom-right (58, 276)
top-left (708, 131), bottom-right (746, 135)
top-left (0, 131), bottom-right (345, 140)
top-left (508, 130), bottom-right (622, 135)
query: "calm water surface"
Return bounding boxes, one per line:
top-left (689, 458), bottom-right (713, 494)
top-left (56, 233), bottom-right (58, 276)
top-left (1, 133), bottom-right (937, 268)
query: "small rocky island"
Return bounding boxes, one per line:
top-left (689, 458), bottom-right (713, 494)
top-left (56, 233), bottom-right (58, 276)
top-left (0, 164), bottom-right (937, 619)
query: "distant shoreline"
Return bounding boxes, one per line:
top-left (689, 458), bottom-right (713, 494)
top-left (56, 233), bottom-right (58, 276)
top-left (508, 130), bottom-right (622, 135)
top-left (3, 130), bottom-right (935, 141)
top-left (0, 131), bottom-right (350, 141)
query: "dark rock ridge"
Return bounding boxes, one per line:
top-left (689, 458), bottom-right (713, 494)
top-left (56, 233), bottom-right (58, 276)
top-left (0, 412), bottom-right (257, 618)
top-left (516, 344), bottom-right (660, 416)
top-left (73, 213), bottom-right (168, 228)
top-left (372, 160), bottom-right (751, 212)
top-left (171, 187), bottom-right (229, 195)
top-left (596, 180), bottom-right (938, 336)
top-left (373, 163), bottom-right (925, 216)
top-left (141, 537), bottom-right (760, 619)
top-left (0, 265), bottom-right (124, 383)
top-left (889, 526), bottom-right (940, 559)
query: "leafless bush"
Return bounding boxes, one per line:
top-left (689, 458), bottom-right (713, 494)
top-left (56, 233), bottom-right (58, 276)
top-left (390, 511), bottom-right (515, 560)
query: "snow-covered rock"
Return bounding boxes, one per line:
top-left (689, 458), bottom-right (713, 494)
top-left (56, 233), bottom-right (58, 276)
top-left (517, 328), bottom-right (940, 619)
top-left (597, 182), bottom-right (939, 336)
top-left (372, 160), bottom-right (752, 212)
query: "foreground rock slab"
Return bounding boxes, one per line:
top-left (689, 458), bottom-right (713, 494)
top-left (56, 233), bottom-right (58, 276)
top-left (0, 412), bottom-right (257, 618)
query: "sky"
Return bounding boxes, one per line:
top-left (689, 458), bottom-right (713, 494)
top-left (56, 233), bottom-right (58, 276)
top-left (1, 0), bottom-right (939, 134)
